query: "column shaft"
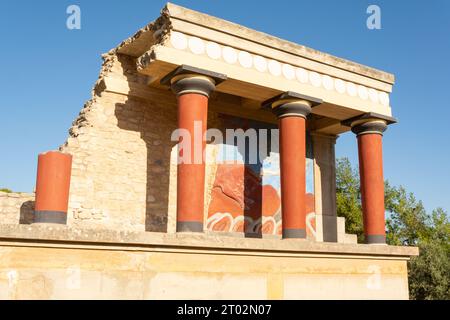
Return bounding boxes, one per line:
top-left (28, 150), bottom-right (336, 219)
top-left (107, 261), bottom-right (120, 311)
top-left (262, 92), bottom-right (319, 239)
top-left (34, 151), bottom-right (72, 224)
top-left (279, 116), bottom-right (307, 238)
top-left (176, 93), bottom-right (208, 232)
top-left (161, 66), bottom-right (226, 233)
top-left (343, 113), bottom-right (395, 244)
top-left (357, 133), bottom-right (386, 243)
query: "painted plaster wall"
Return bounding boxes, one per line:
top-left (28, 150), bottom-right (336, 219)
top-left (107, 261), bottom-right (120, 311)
top-left (0, 243), bottom-right (409, 300)
top-left (205, 116), bottom-right (316, 238)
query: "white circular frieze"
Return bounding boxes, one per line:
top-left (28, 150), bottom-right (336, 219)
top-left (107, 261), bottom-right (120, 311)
top-left (206, 41), bottom-right (221, 60)
top-left (379, 92), bottom-right (390, 106)
top-left (268, 60), bottom-right (282, 76)
top-left (309, 72), bottom-right (322, 87)
top-left (282, 64), bottom-right (295, 80)
top-left (253, 55), bottom-right (267, 72)
top-left (188, 36), bottom-right (205, 55)
top-left (238, 51), bottom-right (253, 68)
top-left (170, 31), bottom-right (187, 50)
top-left (322, 75), bottom-right (334, 90)
top-left (169, 33), bottom-right (388, 106)
top-left (368, 88), bottom-right (379, 103)
top-left (296, 68), bottom-right (309, 83)
top-left (334, 78), bottom-right (346, 94)
top-left (222, 46), bottom-right (238, 64)
top-left (346, 82), bottom-right (357, 97)
top-left (357, 85), bottom-right (369, 100)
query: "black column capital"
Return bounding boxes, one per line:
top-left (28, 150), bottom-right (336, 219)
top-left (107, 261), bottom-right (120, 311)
top-left (262, 91), bottom-right (322, 119)
top-left (351, 120), bottom-right (388, 136)
top-left (342, 112), bottom-right (397, 136)
top-left (161, 64), bottom-right (227, 98)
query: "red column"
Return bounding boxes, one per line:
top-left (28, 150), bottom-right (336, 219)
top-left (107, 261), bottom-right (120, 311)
top-left (164, 69), bottom-right (225, 232)
top-left (352, 120), bottom-right (388, 244)
top-left (279, 115), bottom-right (308, 238)
top-left (266, 94), bottom-right (316, 239)
top-left (176, 92), bottom-right (209, 232)
top-left (34, 151), bottom-right (72, 224)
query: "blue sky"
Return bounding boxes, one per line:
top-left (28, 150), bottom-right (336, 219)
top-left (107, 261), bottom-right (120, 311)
top-left (0, 0), bottom-right (449, 213)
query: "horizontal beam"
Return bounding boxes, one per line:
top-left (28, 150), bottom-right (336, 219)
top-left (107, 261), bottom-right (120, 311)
top-left (138, 46), bottom-right (393, 121)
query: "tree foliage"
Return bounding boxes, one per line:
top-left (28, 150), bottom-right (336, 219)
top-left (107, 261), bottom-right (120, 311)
top-left (336, 157), bottom-right (449, 300)
top-left (336, 158), bottom-right (364, 242)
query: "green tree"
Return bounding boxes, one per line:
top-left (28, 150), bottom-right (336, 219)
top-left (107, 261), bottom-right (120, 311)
top-left (336, 158), bottom-right (364, 242)
top-left (335, 157), bottom-right (450, 299)
top-left (407, 208), bottom-right (450, 300)
top-left (385, 184), bottom-right (429, 246)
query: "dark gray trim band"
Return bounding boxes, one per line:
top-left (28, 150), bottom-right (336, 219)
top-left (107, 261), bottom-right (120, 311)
top-left (351, 121), bottom-right (388, 136)
top-left (160, 64), bottom-right (227, 86)
top-left (272, 101), bottom-right (312, 119)
top-left (352, 121), bottom-right (387, 135)
top-left (282, 228), bottom-right (306, 239)
top-left (177, 221), bottom-right (203, 232)
top-left (365, 234), bottom-right (386, 244)
top-left (33, 210), bottom-right (67, 224)
top-left (341, 112), bottom-right (397, 127)
top-left (171, 76), bottom-right (216, 97)
top-left (261, 91), bottom-right (322, 110)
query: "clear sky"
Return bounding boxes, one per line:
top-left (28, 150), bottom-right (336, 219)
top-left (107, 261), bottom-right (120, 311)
top-left (0, 0), bottom-right (449, 213)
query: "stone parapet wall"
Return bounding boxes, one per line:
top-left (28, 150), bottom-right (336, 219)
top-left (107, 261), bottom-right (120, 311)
top-left (0, 224), bottom-right (417, 300)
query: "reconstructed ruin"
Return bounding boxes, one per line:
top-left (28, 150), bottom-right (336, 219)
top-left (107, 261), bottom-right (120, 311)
top-left (0, 3), bottom-right (417, 299)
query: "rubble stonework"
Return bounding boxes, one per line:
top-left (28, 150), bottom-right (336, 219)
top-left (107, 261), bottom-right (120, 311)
top-left (59, 52), bottom-right (224, 232)
top-left (0, 192), bottom-right (35, 224)
top-left (60, 54), bottom-right (173, 231)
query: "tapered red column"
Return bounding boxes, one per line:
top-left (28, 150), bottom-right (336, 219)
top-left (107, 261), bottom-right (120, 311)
top-left (34, 151), bottom-right (72, 224)
top-left (162, 65), bottom-right (226, 232)
top-left (279, 114), bottom-right (308, 238)
top-left (352, 119), bottom-right (388, 244)
top-left (263, 92), bottom-right (321, 239)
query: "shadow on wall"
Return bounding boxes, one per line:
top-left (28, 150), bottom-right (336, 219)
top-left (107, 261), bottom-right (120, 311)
top-left (19, 200), bottom-right (35, 224)
top-left (114, 55), bottom-right (177, 232)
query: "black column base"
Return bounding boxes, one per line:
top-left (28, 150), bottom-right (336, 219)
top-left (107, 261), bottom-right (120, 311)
top-left (365, 234), bottom-right (386, 244)
top-left (282, 228), bottom-right (306, 239)
top-left (176, 221), bottom-right (203, 232)
top-left (33, 210), bottom-right (67, 224)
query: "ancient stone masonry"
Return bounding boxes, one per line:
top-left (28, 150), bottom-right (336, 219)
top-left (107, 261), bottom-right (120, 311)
top-left (0, 192), bottom-right (34, 225)
top-left (43, 9), bottom-right (177, 231)
top-left (59, 53), bottom-right (174, 231)
top-left (57, 54), bottom-right (224, 232)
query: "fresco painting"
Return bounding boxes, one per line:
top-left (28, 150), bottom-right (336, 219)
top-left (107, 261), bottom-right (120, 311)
top-left (206, 115), bottom-right (316, 238)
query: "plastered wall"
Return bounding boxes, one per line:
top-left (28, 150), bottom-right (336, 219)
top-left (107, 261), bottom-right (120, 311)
top-left (0, 241), bottom-right (410, 300)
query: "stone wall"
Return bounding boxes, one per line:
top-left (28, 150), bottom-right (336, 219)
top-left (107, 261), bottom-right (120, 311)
top-left (59, 53), bottom-right (170, 231)
top-left (0, 192), bottom-right (35, 225)
top-left (57, 51), bottom-right (223, 233)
